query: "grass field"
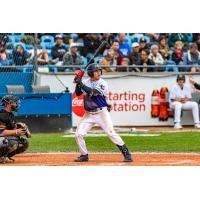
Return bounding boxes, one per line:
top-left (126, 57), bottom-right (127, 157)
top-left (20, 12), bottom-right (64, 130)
top-left (27, 132), bottom-right (200, 153)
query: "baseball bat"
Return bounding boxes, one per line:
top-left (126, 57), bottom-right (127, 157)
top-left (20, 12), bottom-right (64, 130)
top-left (75, 40), bottom-right (109, 79)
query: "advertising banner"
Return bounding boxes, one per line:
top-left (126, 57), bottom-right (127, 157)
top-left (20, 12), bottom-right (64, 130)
top-left (37, 73), bottom-right (200, 126)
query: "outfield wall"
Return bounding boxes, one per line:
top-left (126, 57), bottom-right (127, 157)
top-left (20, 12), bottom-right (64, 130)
top-left (35, 72), bottom-right (200, 126)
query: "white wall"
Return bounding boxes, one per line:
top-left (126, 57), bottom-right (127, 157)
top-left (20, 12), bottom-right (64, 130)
top-left (36, 72), bottom-right (200, 126)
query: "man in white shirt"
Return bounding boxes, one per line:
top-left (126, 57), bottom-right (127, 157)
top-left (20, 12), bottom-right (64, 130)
top-left (169, 74), bottom-right (200, 129)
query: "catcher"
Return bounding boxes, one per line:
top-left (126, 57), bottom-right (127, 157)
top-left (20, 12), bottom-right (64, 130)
top-left (0, 95), bottom-right (31, 164)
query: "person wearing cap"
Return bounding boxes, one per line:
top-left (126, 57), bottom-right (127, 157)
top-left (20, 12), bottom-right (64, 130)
top-left (169, 74), bottom-right (200, 129)
top-left (127, 42), bottom-right (141, 72)
top-left (51, 34), bottom-right (67, 62)
top-left (149, 44), bottom-right (164, 71)
top-left (63, 43), bottom-right (82, 71)
top-left (139, 37), bottom-right (149, 53)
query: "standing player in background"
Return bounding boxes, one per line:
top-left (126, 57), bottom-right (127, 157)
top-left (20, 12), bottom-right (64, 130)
top-left (73, 63), bottom-right (132, 162)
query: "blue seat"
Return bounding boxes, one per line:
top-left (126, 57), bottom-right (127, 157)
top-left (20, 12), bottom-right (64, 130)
top-left (41, 35), bottom-right (55, 44)
top-left (8, 35), bottom-right (15, 43)
top-left (82, 57), bottom-right (87, 65)
top-left (94, 57), bottom-right (102, 63)
top-left (11, 33), bottom-right (24, 42)
top-left (25, 44), bottom-right (34, 50)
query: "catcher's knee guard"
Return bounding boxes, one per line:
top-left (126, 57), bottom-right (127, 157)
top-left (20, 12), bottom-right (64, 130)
top-left (0, 137), bottom-right (9, 157)
top-left (7, 137), bottom-right (29, 158)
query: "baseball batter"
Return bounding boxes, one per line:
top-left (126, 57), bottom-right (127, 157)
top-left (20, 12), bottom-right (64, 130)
top-left (74, 63), bottom-right (132, 162)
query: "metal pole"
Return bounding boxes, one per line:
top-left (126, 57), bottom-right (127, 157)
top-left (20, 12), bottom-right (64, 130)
top-left (33, 33), bottom-right (38, 71)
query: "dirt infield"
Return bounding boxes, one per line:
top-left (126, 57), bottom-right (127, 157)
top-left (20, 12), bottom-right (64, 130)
top-left (1, 153), bottom-right (200, 166)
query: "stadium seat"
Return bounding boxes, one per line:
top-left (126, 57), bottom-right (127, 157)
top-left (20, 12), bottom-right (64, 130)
top-left (32, 85), bottom-right (50, 93)
top-left (11, 33), bottom-right (24, 42)
top-left (6, 85), bottom-right (25, 94)
top-left (41, 35), bottom-right (55, 44)
top-left (82, 57), bottom-right (87, 65)
top-left (25, 44), bottom-right (34, 50)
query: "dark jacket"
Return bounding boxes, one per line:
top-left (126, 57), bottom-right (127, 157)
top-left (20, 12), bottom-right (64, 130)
top-left (12, 46), bottom-right (30, 66)
top-left (51, 44), bottom-right (67, 61)
top-left (172, 50), bottom-right (183, 65)
top-left (128, 52), bottom-right (141, 65)
top-left (138, 59), bottom-right (155, 72)
top-left (83, 35), bottom-right (101, 56)
top-left (194, 82), bottom-right (200, 90)
top-left (0, 109), bottom-right (16, 131)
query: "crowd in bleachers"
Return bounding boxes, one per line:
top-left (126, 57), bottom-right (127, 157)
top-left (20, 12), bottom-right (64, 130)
top-left (1, 33), bottom-right (200, 72)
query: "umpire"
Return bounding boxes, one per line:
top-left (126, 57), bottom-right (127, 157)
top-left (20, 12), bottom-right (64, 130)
top-left (0, 95), bottom-right (29, 164)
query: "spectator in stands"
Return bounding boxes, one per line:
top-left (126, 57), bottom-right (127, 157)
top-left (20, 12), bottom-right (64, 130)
top-left (83, 33), bottom-right (101, 60)
top-left (116, 58), bottom-right (130, 72)
top-left (110, 40), bottom-right (123, 65)
top-left (194, 35), bottom-right (200, 51)
top-left (118, 33), bottom-right (131, 58)
top-left (172, 41), bottom-right (184, 66)
top-left (128, 42), bottom-right (141, 65)
top-left (128, 42), bottom-right (141, 72)
top-left (138, 49), bottom-right (155, 72)
top-left (63, 43), bottom-right (83, 71)
top-left (158, 35), bottom-right (170, 60)
top-left (100, 33), bottom-right (115, 53)
top-left (12, 44), bottom-right (30, 66)
top-left (184, 43), bottom-right (200, 72)
top-left (147, 33), bottom-right (160, 42)
top-left (139, 38), bottom-right (149, 53)
top-left (149, 44), bottom-right (164, 65)
top-left (51, 34), bottom-right (67, 65)
top-left (29, 39), bottom-right (49, 65)
top-left (168, 33), bottom-right (189, 47)
top-left (0, 45), bottom-right (10, 65)
top-left (99, 49), bottom-right (115, 72)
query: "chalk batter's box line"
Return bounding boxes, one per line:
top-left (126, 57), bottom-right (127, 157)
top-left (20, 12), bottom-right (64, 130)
top-left (24, 152), bottom-right (200, 155)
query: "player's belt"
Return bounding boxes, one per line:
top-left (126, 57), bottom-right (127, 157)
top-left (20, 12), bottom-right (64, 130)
top-left (88, 108), bottom-right (103, 114)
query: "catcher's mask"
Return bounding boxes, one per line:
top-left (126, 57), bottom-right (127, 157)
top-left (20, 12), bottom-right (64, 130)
top-left (87, 63), bottom-right (102, 77)
top-left (1, 95), bottom-right (20, 112)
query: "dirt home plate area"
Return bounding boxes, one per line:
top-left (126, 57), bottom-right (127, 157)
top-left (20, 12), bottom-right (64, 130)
top-left (1, 153), bottom-right (200, 166)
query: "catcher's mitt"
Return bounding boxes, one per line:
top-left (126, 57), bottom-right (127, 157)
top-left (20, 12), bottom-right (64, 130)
top-left (16, 123), bottom-right (31, 138)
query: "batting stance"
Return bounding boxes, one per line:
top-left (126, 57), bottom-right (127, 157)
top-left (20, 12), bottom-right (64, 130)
top-left (74, 63), bottom-right (132, 162)
top-left (0, 95), bottom-right (31, 164)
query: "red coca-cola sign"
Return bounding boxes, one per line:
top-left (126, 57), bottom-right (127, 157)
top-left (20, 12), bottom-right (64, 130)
top-left (72, 92), bottom-right (85, 117)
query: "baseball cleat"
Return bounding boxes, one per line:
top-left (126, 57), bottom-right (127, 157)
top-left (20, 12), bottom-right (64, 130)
top-left (0, 156), bottom-right (15, 164)
top-left (124, 155), bottom-right (133, 162)
top-left (194, 124), bottom-right (200, 129)
top-left (174, 123), bottom-right (182, 129)
top-left (74, 154), bottom-right (89, 162)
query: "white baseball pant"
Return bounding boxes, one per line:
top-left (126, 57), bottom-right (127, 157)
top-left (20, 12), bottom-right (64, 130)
top-left (170, 101), bottom-right (200, 124)
top-left (75, 107), bottom-right (125, 155)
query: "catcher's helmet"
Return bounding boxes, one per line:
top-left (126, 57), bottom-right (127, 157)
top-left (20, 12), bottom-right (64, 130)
top-left (1, 95), bottom-right (20, 112)
top-left (176, 74), bottom-right (185, 82)
top-left (87, 63), bottom-right (102, 77)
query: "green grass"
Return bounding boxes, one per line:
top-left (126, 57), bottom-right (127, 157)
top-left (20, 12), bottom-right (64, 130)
top-left (27, 132), bottom-right (200, 153)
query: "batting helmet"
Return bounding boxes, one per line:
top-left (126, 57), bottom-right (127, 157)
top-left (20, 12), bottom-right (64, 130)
top-left (176, 74), bottom-right (185, 82)
top-left (87, 63), bottom-right (102, 77)
top-left (1, 95), bottom-right (20, 112)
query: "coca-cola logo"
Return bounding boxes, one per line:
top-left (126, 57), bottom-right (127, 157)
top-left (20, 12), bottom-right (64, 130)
top-left (72, 92), bottom-right (85, 117)
top-left (72, 97), bottom-right (83, 107)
